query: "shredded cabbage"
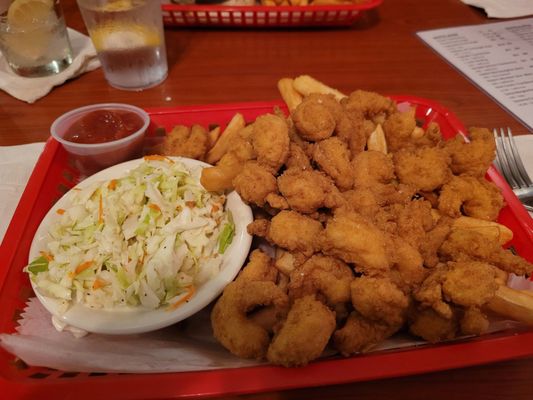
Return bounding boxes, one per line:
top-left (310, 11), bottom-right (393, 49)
top-left (25, 158), bottom-right (234, 313)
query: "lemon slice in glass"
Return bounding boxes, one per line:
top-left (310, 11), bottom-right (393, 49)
top-left (7, 0), bottom-right (54, 28)
top-left (90, 23), bottom-right (160, 51)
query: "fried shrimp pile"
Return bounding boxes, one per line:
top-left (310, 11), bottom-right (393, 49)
top-left (161, 76), bottom-right (533, 368)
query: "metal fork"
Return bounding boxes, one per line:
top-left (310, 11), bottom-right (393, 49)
top-left (493, 127), bottom-right (533, 212)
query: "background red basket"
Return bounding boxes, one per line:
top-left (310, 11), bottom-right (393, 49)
top-left (161, 0), bottom-right (382, 28)
top-left (0, 98), bottom-right (532, 399)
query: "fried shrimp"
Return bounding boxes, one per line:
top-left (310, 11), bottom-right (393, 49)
top-left (288, 254), bottom-right (354, 306)
top-left (277, 168), bottom-right (343, 214)
top-left (394, 146), bottom-right (452, 192)
top-left (382, 108), bottom-right (417, 152)
top-left (438, 175), bottom-right (504, 221)
top-left (267, 296), bottom-right (336, 367)
top-left (248, 210), bottom-right (324, 257)
top-left (251, 114), bottom-right (290, 173)
top-left (237, 249), bottom-right (279, 283)
top-left (292, 95), bottom-right (337, 141)
top-left (333, 312), bottom-right (397, 355)
top-left (350, 276), bottom-right (409, 327)
top-left (321, 210), bottom-right (390, 274)
top-left (445, 127), bottom-right (496, 177)
top-left (162, 124), bottom-right (209, 161)
top-left (439, 229), bottom-right (533, 276)
top-left (408, 307), bottom-right (458, 343)
top-left (233, 161), bottom-right (278, 207)
top-left (442, 261), bottom-right (498, 307)
top-left (211, 280), bottom-right (289, 359)
top-left (351, 150), bottom-right (395, 188)
top-left (312, 137), bottom-right (354, 190)
top-left (341, 90), bottom-right (397, 123)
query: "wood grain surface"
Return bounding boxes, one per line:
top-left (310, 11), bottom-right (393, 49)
top-left (0, 0), bottom-right (531, 399)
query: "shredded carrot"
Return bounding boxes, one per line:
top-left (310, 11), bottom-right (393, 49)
top-left (98, 193), bottom-right (103, 224)
top-left (166, 286), bottom-right (196, 311)
top-left (107, 179), bottom-right (117, 190)
top-left (148, 203), bottom-right (161, 212)
top-left (143, 154), bottom-right (174, 163)
top-left (75, 261), bottom-right (93, 275)
top-left (176, 205), bottom-right (182, 212)
top-left (185, 201), bottom-right (196, 208)
top-left (39, 251), bottom-right (54, 261)
top-left (56, 208), bottom-right (65, 215)
top-left (211, 204), bottom-right (220, 213)
top-left (92, 277), bottom-right (108, 290)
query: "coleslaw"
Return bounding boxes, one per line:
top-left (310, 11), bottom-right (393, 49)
top-left (25, 157), bottom-right (235, 314)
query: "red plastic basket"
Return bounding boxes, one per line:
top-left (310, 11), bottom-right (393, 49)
top-left (1, 98), bottom-right (532, 399)
top-left (161, 0), bottom-right (382, 28)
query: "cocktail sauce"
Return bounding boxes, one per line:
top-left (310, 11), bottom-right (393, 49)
top-left (63, 109), bottom-right (144, 144)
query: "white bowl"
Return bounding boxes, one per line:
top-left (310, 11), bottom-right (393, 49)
top-left (28, 157), bottom-right (253, 335)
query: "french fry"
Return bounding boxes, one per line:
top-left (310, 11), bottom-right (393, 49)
top-left (367, 124), bottom-right (387, 154)
top-left (277, 78), bottom-right (303, 113)
top-left (207, 126), bottom-right (221, 151)
top-left (292, 75), bottom-right (347, 101)
top-left (486, 285), bottom-right (533, 325)
top-left (206, 113), bottom-right (246, 165)
top-left (452, 216), bottom-right (513, 245)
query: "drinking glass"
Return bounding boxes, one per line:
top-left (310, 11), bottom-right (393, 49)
top-left (0, 0), bottom-right (73, 77)
top-left (76, 0), bottom-right (168, 91)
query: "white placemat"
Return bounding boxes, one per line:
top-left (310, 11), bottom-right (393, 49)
top-left (461, 0), bottom-right (533, 18)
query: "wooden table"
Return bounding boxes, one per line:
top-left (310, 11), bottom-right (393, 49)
top-left (1, 0), bottom-right (532, 399)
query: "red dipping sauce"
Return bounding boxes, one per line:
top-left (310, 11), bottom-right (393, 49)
top-left (63, 109), bottom-right (145, 144)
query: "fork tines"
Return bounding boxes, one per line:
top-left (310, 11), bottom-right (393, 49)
top-left (493, 127), bottom-right (533, 190)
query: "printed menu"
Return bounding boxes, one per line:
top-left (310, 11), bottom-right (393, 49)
top-left (417, 18), bottom-right (533, 131)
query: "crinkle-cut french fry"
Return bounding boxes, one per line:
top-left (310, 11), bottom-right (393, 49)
top-left (207, 126), bottom-right (221, 151)
top-left (292, 75), bottom-right (347, 101)
top-left (452, 216), bottom-right (513, 245)
top-left (206, 113), bottom-right (246, 165)
top-left (486, 285), bottom-right (533, 325)
top-left (278, 78), bottom-right (303, 113)
top-left (367, 124), bottom-right (387, 154)
top-left (411, 126), bottom-right (425, 139)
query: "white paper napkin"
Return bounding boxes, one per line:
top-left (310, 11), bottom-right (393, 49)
top-left (0, 28), bottom-right (100, 104)
top-left (0, 142), bottom-right (45, 244)
top-left (461, 0), bottom-right (533, 18)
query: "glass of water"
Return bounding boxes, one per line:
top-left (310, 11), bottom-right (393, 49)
top-left (0, 0), bottom-right (73, 77)
top-left (76, 0), bottom-right (168, 91)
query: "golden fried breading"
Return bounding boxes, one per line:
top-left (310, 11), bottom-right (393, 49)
top-left (413, 264), bottom-right (454, 319)
top-left (382, 108), bottom-right (417, 152)
top-left (388, 235), bottom-right (428, 293)
top-left (251, 114), bottom-right (290, 172)
top-left (335, 111), bottom-right (368, 157)
top-left (211, 280), bottom-right (289, 359)
top-left (321, 210), bottom-right (390, 274)
top-left (438, 175), bottom-right (504, 221)
top-left (341, 188), bottom-right (381, 218)
top-left (233, 161), bottom-right (278, 207)
top-left (350, 276), bottom-right (409, 327)
top-left (333, 312), bottom-right (397, 355)
top-left (409, 307), bottom-right (457, 343)
top-left (351, 150), bottom-right (395, 188)
top-left (419, 216), bottom-right (453, 268)
top-left (288, 254), bottom-right (354, 306)
top-left (460, 307), bottom-right (489, 336)
top-left (277, 168), bottom-right (343, 214)
top-left (341, 90), bottom-right (397, 123)
top-left (162, 124), bottom-right (209, 161)
top-left (236, 249), bottom-right (279, 283)
top-left (285, 142), bottom-right (312, 171)
top-left (439, 229), bottom-right (533, 277)
top-left (250, 210), bottom-right (324, 257)
top-left (445, 127), bottom-right (496, 177)
top-left (394, 146), bottom-right (452, 192)
top-left (312, 137), bottom-right (354, 190)
top-left (442, 261), bottom-right (498, 307)
top-left (267, 296), bottom-right (336, 367)
top-left (292, 96), bottom-right (337, 142)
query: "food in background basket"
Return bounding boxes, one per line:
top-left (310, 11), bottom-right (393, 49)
top-left (193, 75), bottom-right (533, 367)
top-left (26, 157), bottom-right (234, 314)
